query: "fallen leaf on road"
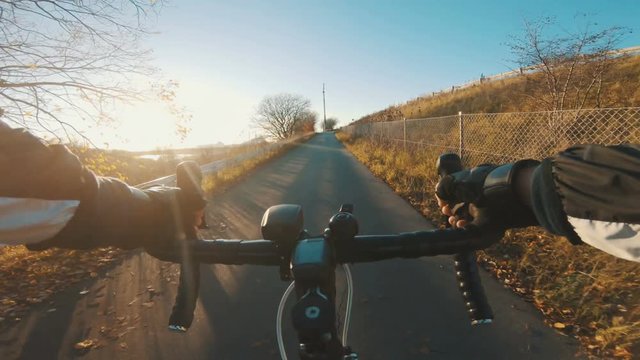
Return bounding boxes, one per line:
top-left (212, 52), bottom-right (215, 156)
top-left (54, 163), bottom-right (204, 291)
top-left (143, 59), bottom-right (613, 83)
top-left (142, 301), bottom-right (154, 308)
top-left (1, 299), bottom-right (16, 306)
top-left (128, 298), bottom-right (137, 306)
top-left (79, 290), bottom-right (90, 295)
top-left (47, 308), bottom-right (56, 313)
top-left (90, 272), bottom-right (98, 278)
top-left (553, 322), bottom-right (566, 329)
top-left (100, 326), bottom-right (120, 340)
top-left (74, 339), bottom-right (96, 350)
top-left (119, 342), bottom-right (128, 350)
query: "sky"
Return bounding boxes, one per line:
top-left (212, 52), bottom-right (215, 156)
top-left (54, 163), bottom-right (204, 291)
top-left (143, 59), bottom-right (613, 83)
top-left (93, 0), bottom-right (640, 150)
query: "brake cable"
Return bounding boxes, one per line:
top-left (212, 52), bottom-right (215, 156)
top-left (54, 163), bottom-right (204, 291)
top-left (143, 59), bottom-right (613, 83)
top-left (277, 281), bottom-right (295, 360)
top-left (342, 264), bottom-right (354, 345)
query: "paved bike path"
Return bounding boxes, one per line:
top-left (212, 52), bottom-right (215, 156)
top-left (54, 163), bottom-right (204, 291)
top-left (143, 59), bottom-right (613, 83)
top-left (0, 132), bottom-right (582, 359)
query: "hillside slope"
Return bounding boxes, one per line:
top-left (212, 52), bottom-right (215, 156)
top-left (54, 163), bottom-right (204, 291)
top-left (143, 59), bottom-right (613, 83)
top-left (357, 55), bottom-right (640, 123)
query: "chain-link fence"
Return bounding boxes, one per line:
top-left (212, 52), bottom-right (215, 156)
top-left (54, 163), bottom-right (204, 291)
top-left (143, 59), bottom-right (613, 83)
top-left (343, 107), bottom-right (640, 166)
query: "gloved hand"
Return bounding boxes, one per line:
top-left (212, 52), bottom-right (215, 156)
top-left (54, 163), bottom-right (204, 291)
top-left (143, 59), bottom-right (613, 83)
top-left (144, 160), bottom-right (208, 262)
top-left (140, 185), bottom-right (206, 261)
top-left (435, 160), bottom-right (540, 236)
top-left (27, 177), bottom-right (206, 258)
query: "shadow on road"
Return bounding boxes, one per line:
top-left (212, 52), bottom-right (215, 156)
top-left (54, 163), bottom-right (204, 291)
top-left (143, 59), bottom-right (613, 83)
top-left (1, 254), bottom-right (130, 359)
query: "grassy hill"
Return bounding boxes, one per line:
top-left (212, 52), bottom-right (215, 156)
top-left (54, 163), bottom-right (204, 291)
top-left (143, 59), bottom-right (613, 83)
top-left (356, 54), bottom-right (640, 123)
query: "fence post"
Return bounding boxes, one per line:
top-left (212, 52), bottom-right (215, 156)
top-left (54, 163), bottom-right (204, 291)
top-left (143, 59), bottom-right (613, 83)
top-left (458, 111), bottom-right (464, 161)
top-left (403, 117), bottom-right (407, 152)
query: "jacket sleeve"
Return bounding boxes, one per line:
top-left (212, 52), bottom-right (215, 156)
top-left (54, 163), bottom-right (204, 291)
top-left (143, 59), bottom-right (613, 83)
top-left (530, 144), bottom-right (640, 262)
top-left (0, 125), bottom-right (97, 201)
top-left (1, 124), bottom-right (205, 251)
top-left (0, 125), bottom-right (98, 246)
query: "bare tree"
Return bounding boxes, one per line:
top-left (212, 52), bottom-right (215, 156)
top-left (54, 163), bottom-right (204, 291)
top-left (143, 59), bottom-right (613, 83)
top-left (0, 0), bottom-right (168, 143)
top-left (253, 93), bottom-right (314, 140)
top-left (507, 16), bottom-right (631, 111)
top-left (293, 110), bottom-right (317, 134)
top-left (324, 117), bottom-right (337, 130)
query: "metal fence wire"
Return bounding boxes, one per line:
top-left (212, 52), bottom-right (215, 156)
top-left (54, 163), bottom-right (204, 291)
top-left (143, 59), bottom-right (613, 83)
top-left (343, 107), bottom-right (640, 166)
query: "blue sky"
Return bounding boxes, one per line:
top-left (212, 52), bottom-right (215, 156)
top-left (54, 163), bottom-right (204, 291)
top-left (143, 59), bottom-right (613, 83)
top-left (108, 0), bottom-right (639, 150)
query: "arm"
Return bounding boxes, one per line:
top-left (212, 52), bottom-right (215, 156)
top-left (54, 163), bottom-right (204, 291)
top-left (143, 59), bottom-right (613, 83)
top-left (0, 125), bottom-right (91, 246)
top-left (527, 144), bottom-right (640, 261)
top-left (0, 123), bottom-right (205, 251)
top-left (436, 144), bottom-right (640, 262)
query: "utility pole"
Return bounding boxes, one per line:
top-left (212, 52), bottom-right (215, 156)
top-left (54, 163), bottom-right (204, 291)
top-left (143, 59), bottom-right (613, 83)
top-left (322, 83), bottom-right (327, 132)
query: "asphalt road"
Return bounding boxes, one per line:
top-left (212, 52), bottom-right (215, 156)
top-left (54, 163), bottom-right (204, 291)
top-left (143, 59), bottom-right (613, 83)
top-left (0, 132), bottom-right (582, 359)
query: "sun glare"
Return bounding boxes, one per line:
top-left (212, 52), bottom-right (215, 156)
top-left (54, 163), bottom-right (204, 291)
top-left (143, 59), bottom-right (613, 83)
top-left (85, 78), bottom-right (258, 151)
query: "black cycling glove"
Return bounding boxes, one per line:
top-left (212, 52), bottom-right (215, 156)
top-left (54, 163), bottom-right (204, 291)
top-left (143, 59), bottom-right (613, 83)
top-left (436, 160), bottom-right (540, 235)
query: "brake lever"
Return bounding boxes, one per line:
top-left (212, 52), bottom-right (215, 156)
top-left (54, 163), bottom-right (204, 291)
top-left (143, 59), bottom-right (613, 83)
top-left (436, 153), bottom-right (493, 325)
top-left (168, 161), bottom-right (204, 332)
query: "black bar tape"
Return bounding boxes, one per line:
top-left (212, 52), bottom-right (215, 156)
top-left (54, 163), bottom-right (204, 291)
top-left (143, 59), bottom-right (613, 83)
top-left (454, 253), bottom-right (493, 324)
top-left (336, 228), bottom-right (489, 263)
top-left (190, 239), bottom-right (281, 265)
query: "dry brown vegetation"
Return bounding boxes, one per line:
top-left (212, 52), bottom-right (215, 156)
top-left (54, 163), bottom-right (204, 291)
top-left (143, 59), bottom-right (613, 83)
top-left (355, 55), bottom-right (640, 124)
top-left (336, 130), bottom-right (639, 359)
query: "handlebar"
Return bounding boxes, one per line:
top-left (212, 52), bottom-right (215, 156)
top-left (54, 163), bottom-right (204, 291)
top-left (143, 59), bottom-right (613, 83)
top-left (168, 156), bottom-right (499, 359)
top-left (184, 227), bottom-right (486, 265)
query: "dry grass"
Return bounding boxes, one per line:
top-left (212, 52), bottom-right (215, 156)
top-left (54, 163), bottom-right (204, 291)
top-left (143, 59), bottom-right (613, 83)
top-left (357, 55), bottom-right (640, 123)
top-left (337, 131), bottom-right (640, 359)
